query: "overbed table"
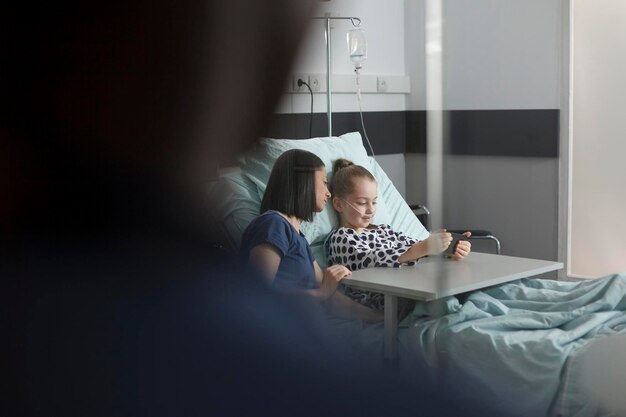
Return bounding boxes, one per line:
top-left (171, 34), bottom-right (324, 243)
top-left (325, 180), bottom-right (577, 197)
top-left (342, 252), bottom-right (564, 360)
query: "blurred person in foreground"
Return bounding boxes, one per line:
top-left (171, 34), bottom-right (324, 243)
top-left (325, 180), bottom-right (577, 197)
top-left (1, 2), bottom-right (498, 416)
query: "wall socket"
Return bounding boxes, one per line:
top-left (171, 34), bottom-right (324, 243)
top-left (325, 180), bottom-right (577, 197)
top-left (377, 77), bottom-right (388, 92)
top-left (293, 74), bottom-right (323, 92)
top-left (293, 74), bottom-right (309, 93)
top-left (289, 74), bottom-right (410, 94)
top-left (308, 75), bottom-right (322, 92)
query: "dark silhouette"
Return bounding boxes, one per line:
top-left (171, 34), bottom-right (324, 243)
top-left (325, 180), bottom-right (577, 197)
top-left (2, 2), bottom-right (502, 416)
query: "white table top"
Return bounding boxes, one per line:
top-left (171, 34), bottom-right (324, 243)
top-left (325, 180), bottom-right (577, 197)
top-left (342, 252), bottom-right (563, 301)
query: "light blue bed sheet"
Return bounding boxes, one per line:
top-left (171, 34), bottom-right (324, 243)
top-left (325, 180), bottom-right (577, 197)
top-left (390, 274), bottom-right (626, 417)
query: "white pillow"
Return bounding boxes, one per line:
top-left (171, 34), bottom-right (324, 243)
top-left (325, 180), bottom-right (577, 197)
top-left (233, 132), bottom-right (428, 267)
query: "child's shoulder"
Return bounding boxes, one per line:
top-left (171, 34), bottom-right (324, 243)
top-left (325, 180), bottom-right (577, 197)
top-left (374, 224), bottom-right (403, 236)
top-left (370, 224), bottom-right (393, 231)
top-left (331, 226), bottom-right (356, 236)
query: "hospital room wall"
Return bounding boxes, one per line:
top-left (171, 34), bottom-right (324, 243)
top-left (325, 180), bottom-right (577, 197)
top-left (270, 0), bottom-right (562, 260)
top-left (272, 0), bottom-right (409, 196)
top-left (404, 0), bottom-right (562, 260)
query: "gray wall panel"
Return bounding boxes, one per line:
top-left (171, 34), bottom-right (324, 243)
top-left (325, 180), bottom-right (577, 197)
top-left (406, 154), bottom-right (558, 263)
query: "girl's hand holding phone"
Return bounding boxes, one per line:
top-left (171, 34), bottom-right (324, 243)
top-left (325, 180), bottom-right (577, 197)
top-left (425, 230), bottom-right (453, 256)
top-left (448, 231), bottom-right (472, 260)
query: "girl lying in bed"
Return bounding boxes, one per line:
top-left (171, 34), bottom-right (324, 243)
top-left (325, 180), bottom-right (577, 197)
top-left (328, 158), bottom-right (472, 310)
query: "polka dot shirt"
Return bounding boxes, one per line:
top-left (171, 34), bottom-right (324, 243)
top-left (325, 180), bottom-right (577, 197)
top-left (327, 225), bottom-right (420, 309)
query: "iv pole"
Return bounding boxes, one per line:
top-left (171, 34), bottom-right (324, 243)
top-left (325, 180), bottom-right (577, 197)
top-left (312, 16), bottom-right (362, 137)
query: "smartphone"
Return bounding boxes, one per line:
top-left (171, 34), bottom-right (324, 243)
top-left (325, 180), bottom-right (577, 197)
top-left (443, 232), bottom-right (468, 256)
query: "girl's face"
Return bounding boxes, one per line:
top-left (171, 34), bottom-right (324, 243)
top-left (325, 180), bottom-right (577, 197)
top-left (314, 168), bottom-right (331, 212)
top-left (333, 178), bottom-right (378, 230)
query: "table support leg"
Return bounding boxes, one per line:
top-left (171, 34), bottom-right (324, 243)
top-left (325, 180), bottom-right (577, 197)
top-left (383, 294), bottom-right (398, 362)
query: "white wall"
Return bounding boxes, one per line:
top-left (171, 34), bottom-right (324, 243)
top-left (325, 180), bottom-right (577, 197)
top-left (440, 0), bottom-right (561, 110)
top-left (273, 1), bottom-right (409, 198)
top-left (404, 0), bottom-right (426, 110)
top-left (405, 0), bottom-right (561, 111)
top-left (272, 1), bottom-right (564, 261)
top-left (277, 0), bottom-right (408, 114)
top-left (278, 0), bottom-right (563, 114)
top-left (569, 0), bottom-right (626, 278)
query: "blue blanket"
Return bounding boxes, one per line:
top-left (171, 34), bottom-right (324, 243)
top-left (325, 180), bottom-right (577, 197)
top-left (398, 274), bottom-right (626, 417)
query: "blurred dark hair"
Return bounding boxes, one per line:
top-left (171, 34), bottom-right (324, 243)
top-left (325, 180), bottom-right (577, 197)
top-left (331, 158), bottom-right (376, 199)
top-left (261, 149), bottom-right (324, 222)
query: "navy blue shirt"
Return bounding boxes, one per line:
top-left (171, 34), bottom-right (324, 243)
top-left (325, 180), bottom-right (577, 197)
top-left (240, 211), bottom-right (317, 292)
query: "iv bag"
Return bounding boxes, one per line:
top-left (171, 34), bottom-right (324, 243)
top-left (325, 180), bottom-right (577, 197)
top-left (347, 28), bottom-right (367, 66)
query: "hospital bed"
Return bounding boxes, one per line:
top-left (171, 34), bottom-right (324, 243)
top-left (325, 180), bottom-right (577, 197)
top-left (215, 132), bottom-right (626, 417)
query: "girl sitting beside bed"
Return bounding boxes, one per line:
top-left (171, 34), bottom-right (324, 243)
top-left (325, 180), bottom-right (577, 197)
top-left (328, 158), bottom-right (472, 310)
top-left (240, 150), bottom-right (383, 322)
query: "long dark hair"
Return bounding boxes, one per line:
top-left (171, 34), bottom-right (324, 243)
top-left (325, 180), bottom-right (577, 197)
top-left (261, 149), bottom-right (325, 222)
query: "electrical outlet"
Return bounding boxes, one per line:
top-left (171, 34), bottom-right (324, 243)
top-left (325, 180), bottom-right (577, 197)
top-left (377, 77), bottom-right (388, 92)
top-left (293, 74), bottom-right (309, 93)
top-left (308, 74), bottom-right (322, 92)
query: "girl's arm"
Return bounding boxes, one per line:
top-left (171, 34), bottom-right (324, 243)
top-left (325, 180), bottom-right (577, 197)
top-left (329, 228), bottom-right (402, 269)
top-left (397, 241), bottom-right (429, 263)
top-left (398, 230), bottom-right (472, 262)
top-left (398, 230), bottom-right (453, 262)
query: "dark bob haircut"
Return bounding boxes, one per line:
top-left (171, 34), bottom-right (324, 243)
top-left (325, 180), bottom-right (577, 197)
top-left (260, 149), bottom-right (325, 222)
